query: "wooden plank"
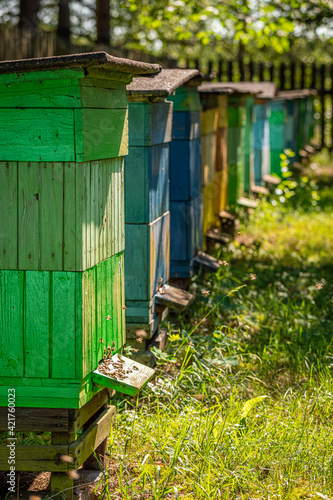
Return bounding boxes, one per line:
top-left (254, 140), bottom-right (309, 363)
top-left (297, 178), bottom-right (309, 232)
top-left (82, 266), bottom-right (94, 377)
top-left (237, 196), bottom-right (258, 209)
top-left (0, 67), bottom-right (85, 86)
top-left (0, 271), bottom-right (24, 377)
top-left (74, 108), bottom-right (128, 162)
top-left (171, 111), bottom-right (201, 140)
top-left (155, 284), bottom-right (193, 310)
top-left (0, 108), bottom-right (75, 161)
top-left (168, 86), bottom-right (201, 112)
top-left (69, 388), bottom-right (111, 432)
top-left (149, 213), bottom-right (170, 299)
top-left (18, 162), bottom-right (39, 270)
top-left (40, 162), bottom-right (64, 271)
top-left (170, 138), bottom-right (201, 201)
top-left (202, 132), bottom-right (217, 186)
top-left (51, 272), bottom-right (77, 379)
top-left (0, 407), bottom-right (69, 432)
top-left (0, 162), bottom-right (17, 269)
top-left (125, 147), bottom-right (149, 223)
top-left (202, 181), bottom-right (216, 238)
top-left (193, 251), bottom-right (222, 272)
top-left (63, 162), bottom-right (76, 271)
top-left (70, 406), bottom-right (116, 467)
top-left (24, 272), bottom-right (50, 378)
top-left (128, 101), bottom-right (172, 146)
top-left (206, 228), bottom-right (231, 244)
top-left (125, 224), bottom-right (149, 301)
top-left (92, 354), bottom-right (155, 396)
top-left (201, 107), bottom-right (218, 135)
top-left (0, 444), bottom-right (70, 472)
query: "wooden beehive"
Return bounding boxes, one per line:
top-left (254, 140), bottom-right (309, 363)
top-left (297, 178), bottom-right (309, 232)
top-left (125, 70), bottom-right (194, 355)
top-left (0, 52), bottom-right (161, 408)
top-left (167, 77), bottom-right (204, 278)
top-left (269, 96), bottom-right (286, 176)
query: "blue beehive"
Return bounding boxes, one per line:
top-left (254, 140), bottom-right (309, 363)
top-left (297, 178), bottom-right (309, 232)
top-left (125, 70), bottom-right (196, 363)
top-left (167, 77), bottom-right (222, 279)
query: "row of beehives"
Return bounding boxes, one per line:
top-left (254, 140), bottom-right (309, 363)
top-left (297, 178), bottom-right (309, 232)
top-left (0, 53), bottom-right (316, 410)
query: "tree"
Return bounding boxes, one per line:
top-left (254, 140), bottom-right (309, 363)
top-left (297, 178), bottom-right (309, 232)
top-left (19, 0), bottom-right (40, 31)
top-left (57, 0), bottom-right (70, 42)
top-left (96, 0), bottom-right (110, 45)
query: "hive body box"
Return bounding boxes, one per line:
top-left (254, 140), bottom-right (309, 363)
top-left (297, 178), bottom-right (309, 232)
top-left (200, 92), bottom-right (219, 241)
top-left (244, 95), bottom-right (255, 193)
top-left (269, 97), bottom-right (286, 176)
top-left (0, 53), bottom-right (161, 409)
top-left (167, 80), bottom-right (204, 278)
top-left (125, 70), bottom-right (196, 343)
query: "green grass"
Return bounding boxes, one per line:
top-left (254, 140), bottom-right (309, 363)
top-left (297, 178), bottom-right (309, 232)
top-left (98, 182), bottom-right (333, 500)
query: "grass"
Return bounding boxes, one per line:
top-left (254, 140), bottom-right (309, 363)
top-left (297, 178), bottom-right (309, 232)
top-left (96, 167), bottom-right (333, 499)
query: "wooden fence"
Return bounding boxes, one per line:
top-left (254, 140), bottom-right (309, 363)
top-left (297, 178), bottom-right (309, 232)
top-left (186, 58), bottom-right (333, 151)
top-left (0, 26), bottom-right (332, 151)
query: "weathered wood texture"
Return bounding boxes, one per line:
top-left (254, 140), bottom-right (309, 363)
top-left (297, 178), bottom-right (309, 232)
top-left (214, 95), bottom-right (228, 215)
top-left (170, 138), bottom-right (201, 201)
top-left (269, 99), bottom-right (286, 176)
top-left (0, 68), bottom-right (132, 162)
top-left (0, 404), bottom-right (116, 471)
top-left (125, 144), bottom-right (169, 224)
top-left (170, 195), bottom-right (203, 278)
top-left (0, 253), bottom-right (125, 408)
top-left (253, 102), bottom-right (271, 185)
top-left (168, 85), bottom-right (203, 278)
top-left (227, 96), bottom-right (246, 211)
top-left (0, 158), bottom-right (124, 271)
top-left (125, 212), bottom-right (170, 303)
top-left (244, 96), bottom-right (255, 193)
top-left (93, 354), bottom-right (155, 396)
top-left (128, 101), bottom-right (172, 146)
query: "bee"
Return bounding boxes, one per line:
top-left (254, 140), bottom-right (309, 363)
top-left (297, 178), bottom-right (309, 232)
top-left (201, 290), bottom-right (210, 296)
top-left (105, 315), bottom-right (112, 320)
top-left (250, 274), bottom-right (257, 280)
top-left (316, 282), bottom-right (323, 290)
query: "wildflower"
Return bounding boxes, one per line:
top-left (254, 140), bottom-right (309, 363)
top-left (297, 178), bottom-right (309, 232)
top-left (250, 274), bottom-right (257, 280)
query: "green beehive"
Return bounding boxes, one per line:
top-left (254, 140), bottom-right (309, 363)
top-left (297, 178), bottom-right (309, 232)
top-left (0, 52), bottom-right (161, 409)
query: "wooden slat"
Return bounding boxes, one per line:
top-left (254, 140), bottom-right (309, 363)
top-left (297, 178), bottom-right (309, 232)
top-left (51, 272), bottom-right (77, 379)
top-left (24, 272), bottom-right (50, 378)
top-left (0, 162), bottom-right (17, 269)
top-left (18, 162), bottom-right (39, 270)
top-left (63, 162), bottom-right (76, 271)
top-left (0, 271), bottom-right (24, 377)
top-left (69, 388), bottom-right (111, 433)
top-left (0, 444), bottom-right (70, 472)
top-left (70, 405), bottom-right (116, 467)
top-left (74, 108), bottom-right (128, 162)
top-left (0, 108), bottom-right (75, 161)
top-left (92, 355), bottom-right (155, 396)
top-left (193, 251), bottom-right (222, 273)
top-left (155, 284), bottom-right (193, 311)
top-left (0, 407), bottom-right (69, 432)
top-left (40, 162), bottom-right (64, 271)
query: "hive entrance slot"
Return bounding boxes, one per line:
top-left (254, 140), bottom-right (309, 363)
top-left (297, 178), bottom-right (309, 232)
top-left (193, 251), bottom-right (222, 272)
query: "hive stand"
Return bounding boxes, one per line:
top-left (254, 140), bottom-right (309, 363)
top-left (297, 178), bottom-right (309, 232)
top-left (124, 70), bottom-right (196, 366)
top-left (0, 52), bottom-right (160, 498)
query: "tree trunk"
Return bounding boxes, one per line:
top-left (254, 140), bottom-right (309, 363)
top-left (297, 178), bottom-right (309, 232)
top-left (96, 0), bottom-right (110, 46)
top-left (19, 0), bottom-right (40, 31)
top-left (57, 0), bottom-right (71, 43)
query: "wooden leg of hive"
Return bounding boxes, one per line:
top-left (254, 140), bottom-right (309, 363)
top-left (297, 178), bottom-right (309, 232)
top-left (50, 431), bottom-right (75, 499)
top-left (82, 403), bottom-right (109, 470)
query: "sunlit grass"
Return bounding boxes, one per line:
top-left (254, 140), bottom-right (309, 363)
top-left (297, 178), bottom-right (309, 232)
top-left (98, 184), bottom-right (333, 500)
